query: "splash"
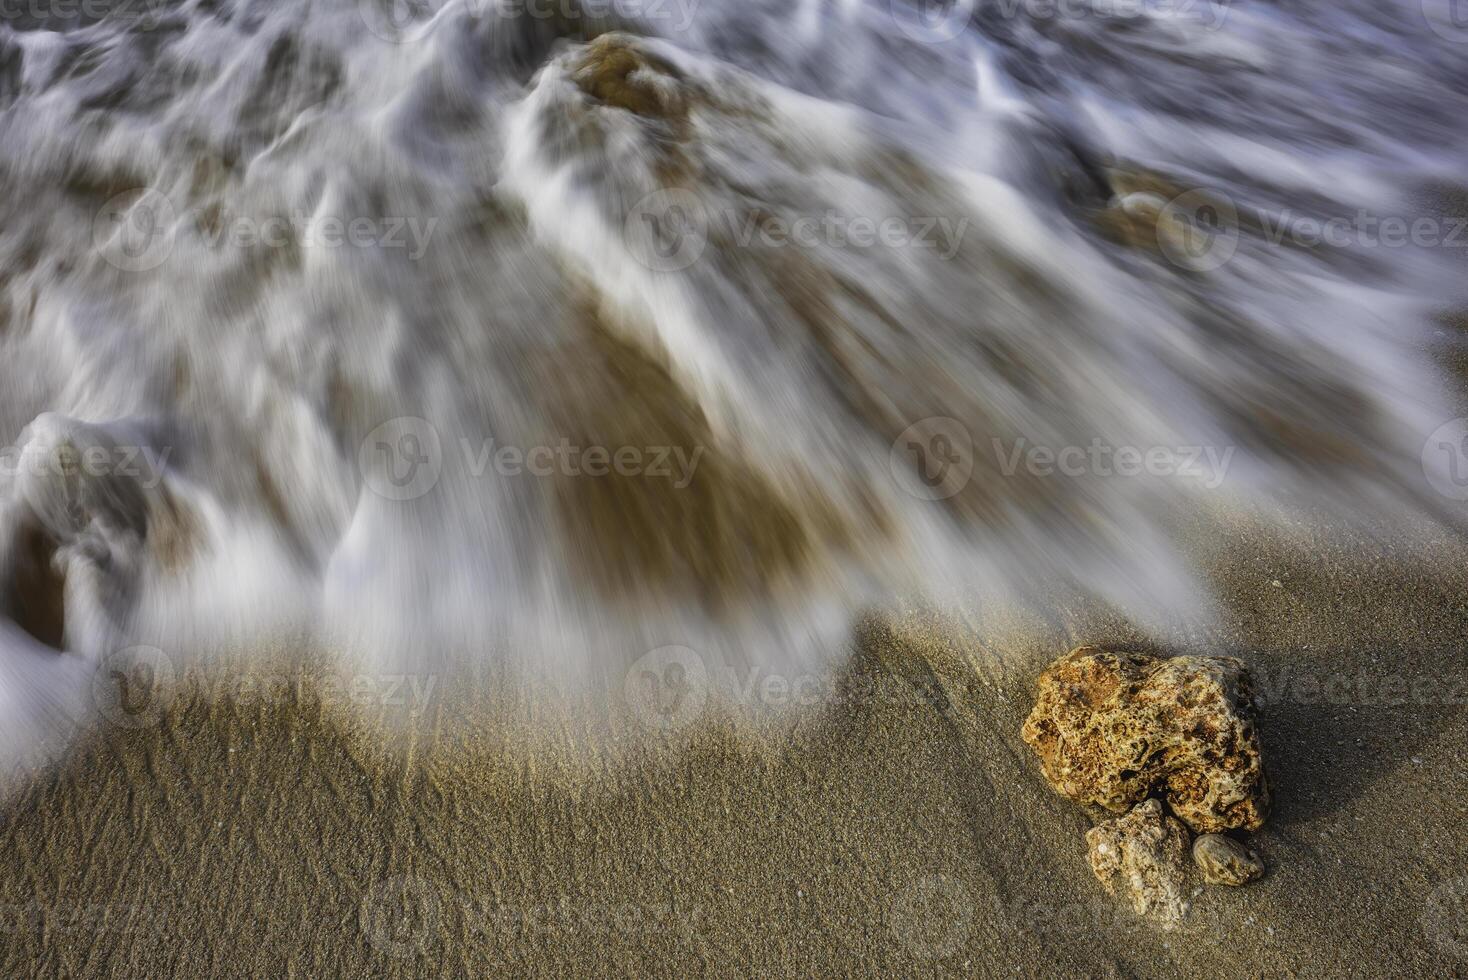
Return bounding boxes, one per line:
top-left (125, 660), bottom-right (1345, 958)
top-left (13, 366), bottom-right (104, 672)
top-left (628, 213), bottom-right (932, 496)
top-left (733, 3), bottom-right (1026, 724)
top-left (0, 0), bottom-right (1464, 771)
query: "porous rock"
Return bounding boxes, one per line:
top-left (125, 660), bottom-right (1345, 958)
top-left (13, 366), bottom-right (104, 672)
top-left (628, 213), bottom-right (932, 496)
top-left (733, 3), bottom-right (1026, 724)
top-left (1021, 646), bottom-right (1269, 833)
top-left (1086, 799), bottom-right (1192, 928)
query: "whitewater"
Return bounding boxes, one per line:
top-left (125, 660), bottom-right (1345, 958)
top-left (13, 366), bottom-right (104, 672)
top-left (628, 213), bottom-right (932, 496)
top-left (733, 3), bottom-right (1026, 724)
top-left (0, 0), bottom-right (1465, 770)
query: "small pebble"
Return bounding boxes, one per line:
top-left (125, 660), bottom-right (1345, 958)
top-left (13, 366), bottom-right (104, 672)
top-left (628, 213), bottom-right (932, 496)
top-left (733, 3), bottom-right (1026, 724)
top-left (1192, 833), bottom-right (1265, 886)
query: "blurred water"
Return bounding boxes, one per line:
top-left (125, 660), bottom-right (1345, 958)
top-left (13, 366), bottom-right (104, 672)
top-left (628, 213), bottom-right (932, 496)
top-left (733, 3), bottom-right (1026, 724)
top-left (0, 0), bottom-right (1464, 766)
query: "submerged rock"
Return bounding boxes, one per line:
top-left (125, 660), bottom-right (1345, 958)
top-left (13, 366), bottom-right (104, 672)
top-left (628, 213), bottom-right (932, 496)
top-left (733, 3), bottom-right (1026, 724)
top-left (1193, 833), bottom-right (1265, 886)
top-left (1021, 646), bottom-right (1269, 833)
top-left (570, 35), bottom-right (688, 122)
top-left (1086, 799), bottom-right (1192, 928)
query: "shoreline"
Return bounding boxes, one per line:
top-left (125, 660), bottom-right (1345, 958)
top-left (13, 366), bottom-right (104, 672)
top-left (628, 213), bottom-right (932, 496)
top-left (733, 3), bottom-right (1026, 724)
top-left (2, 508), bottom-right (1467, 975)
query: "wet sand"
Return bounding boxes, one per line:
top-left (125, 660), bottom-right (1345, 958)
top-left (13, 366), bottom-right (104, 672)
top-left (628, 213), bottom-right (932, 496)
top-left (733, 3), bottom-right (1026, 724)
top-left (1, 505), bottom-right (1466, 977)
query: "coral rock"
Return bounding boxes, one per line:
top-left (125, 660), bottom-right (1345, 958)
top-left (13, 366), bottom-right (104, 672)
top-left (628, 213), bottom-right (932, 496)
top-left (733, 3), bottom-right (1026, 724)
top-left (1192, 833), bottom-right (1265, 886)
top-left (1021, 646), bottom-right (1269, 833)
top-left (1086, 799), bottom-right (1192, 928)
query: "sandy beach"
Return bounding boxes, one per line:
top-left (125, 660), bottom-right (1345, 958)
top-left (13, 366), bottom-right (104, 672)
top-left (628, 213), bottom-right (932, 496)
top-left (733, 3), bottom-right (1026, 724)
top-left (2, 503), bottom-right (1465, 977)
top-left (1, 11), bottom-right (1466, 975)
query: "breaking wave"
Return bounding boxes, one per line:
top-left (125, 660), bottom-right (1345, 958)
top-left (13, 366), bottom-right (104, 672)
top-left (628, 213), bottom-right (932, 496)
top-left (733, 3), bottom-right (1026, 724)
top-left (0, 0), bottom-right (1465, 768)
